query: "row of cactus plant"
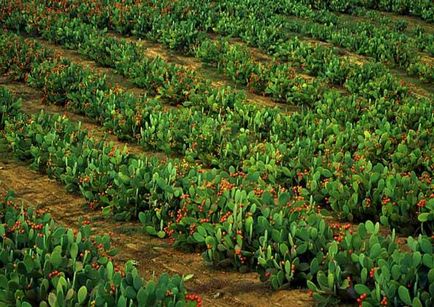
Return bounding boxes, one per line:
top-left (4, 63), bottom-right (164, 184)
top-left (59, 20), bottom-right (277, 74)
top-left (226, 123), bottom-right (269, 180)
top-left (29, 0), bottom-right (433, 83)
top-left (205, 0), bottom-right (434, 82)
top-left (0, 0), bottom-right (422, 105)
top-left (0, 28), bottom-right (432, 236)
top-left (0, 7), bottom-right (323, 107)
top-left (1, 87), bottom-right (433, 305)
top-left (299, 0), bottom-right (434, 22)
top-left (0, 32), bottom-right (277, 169)
top-left (195, 38), bottom-right (322, 106)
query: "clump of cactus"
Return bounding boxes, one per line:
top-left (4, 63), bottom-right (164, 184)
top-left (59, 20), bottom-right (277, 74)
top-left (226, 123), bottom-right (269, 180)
top-left (0, 191), bottom-right (197, 306)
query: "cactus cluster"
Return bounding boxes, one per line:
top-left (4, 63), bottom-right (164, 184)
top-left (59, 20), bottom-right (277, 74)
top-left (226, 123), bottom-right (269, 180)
top-left (0, 1), bottom-right (433, 305)
top-left (2, 84), bottom-right (433, 305)
top-left (0, 192), bottom-right (195, 306)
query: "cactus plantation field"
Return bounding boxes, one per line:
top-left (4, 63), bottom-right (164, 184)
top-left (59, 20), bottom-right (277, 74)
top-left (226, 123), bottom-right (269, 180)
top-left (0, 1), bottom-right (434, 306)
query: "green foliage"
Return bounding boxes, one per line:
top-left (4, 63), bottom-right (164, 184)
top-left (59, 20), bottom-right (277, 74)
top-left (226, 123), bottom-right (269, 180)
top-left (0, 2), bottom-right (433, 306)
top-left (0, 192), bottom-right (193, 306)
top-left (0, 87), bottom-right (21, 129)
